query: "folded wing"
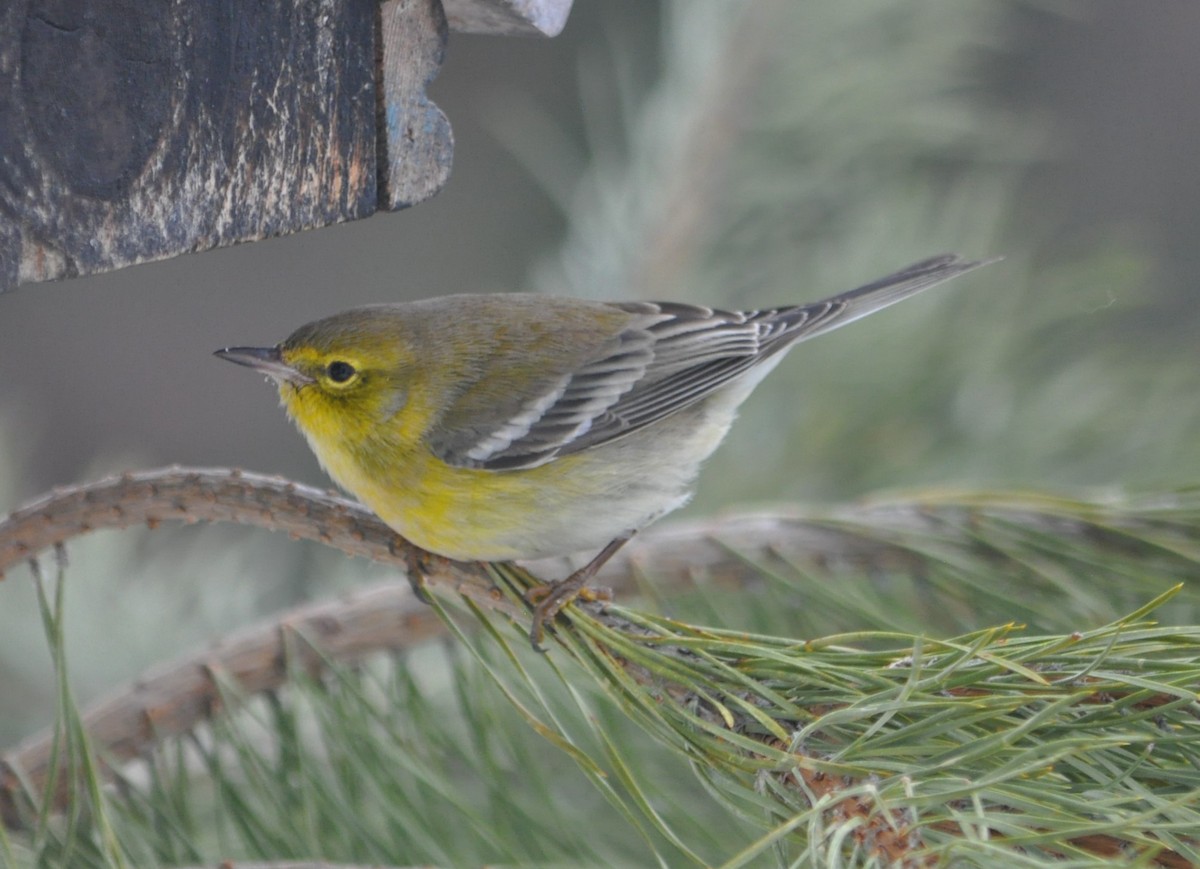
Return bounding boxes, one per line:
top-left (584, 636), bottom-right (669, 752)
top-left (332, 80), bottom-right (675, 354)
top-left (434, 254), bottom-right (991, 470)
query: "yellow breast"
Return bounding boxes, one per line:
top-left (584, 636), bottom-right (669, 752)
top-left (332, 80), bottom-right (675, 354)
top-left (284, 381), bottom-right (574, 559)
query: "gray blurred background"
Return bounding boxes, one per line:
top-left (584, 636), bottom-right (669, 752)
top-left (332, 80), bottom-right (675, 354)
top-left (2, 1), bottom-right (1199, 742)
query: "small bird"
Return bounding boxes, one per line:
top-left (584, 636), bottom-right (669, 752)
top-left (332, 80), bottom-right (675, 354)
top-left (216, 254), bottom-right (991, 648)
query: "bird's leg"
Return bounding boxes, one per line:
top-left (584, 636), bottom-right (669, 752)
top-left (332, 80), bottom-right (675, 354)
top-left (396, 537), bottom-right (435, 605)
top-left (528, 532), bottom-right (633, 651)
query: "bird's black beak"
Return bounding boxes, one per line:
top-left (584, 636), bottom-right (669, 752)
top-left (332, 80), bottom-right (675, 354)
top-left (213, 346), bottom-right (313, 385)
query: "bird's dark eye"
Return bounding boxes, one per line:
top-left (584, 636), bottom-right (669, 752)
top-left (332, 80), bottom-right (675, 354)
top-left (326, 360), bottom-right (356, 383)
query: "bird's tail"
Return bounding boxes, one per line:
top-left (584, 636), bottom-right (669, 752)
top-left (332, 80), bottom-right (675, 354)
top-left (776, 253), bottom-right (999, 344)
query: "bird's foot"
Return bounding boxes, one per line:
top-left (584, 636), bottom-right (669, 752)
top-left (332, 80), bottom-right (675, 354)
top-left (524, 533), bottom-right (632, 652)
top-left (526, 577), bottom-right (613, 652)
top-left (400, 542), bottom-right (447, 606)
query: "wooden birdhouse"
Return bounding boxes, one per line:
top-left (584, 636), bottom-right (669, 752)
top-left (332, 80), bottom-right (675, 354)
top-left (0, 0), bottom-right (575, 292)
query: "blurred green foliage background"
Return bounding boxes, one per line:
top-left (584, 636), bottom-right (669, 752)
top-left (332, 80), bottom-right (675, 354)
top-left (1, 0), bottom-right (1198, 771)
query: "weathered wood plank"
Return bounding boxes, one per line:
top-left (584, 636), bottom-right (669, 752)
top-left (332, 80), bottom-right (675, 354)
top-left (0, 0), bottom-right (380, 291)
top-left (0, 0), bottom-right (575, 293)
top-left (379, 0), bottom-right (454, 210)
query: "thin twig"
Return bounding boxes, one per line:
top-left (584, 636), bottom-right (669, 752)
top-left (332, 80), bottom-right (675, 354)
top-left (1, 467), bottom-right (424, 580)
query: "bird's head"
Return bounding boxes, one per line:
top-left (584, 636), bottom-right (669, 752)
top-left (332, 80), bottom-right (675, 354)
top-left (215, 307), bottom-right (420, 452)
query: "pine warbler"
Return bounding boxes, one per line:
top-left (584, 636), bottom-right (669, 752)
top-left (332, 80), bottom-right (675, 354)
top-left (216, 254), bottom-right (991, 648)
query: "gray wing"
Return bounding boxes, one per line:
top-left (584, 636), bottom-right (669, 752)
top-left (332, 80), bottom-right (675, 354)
top-left (437, 254), bottom-right (992, 471)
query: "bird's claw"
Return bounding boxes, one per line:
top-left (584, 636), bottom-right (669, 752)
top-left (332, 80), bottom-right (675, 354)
top-left (406, 570), bottom-right (434, 606)
top-left (526, 581), bottom-right (613, 652)
top-left (400, 543), bottom-right (440, 606)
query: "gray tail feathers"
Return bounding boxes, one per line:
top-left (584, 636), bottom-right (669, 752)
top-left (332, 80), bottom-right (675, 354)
top-left (830, 253), bottom-right (998, 322)
top-left (779, 253), bottom-right (999, 343)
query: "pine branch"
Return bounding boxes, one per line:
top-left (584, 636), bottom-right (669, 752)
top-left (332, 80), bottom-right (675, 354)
top-left (533, 583), bottom-right (1200, 866)
top-left (4, 468), bottom-right (1200, 863)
